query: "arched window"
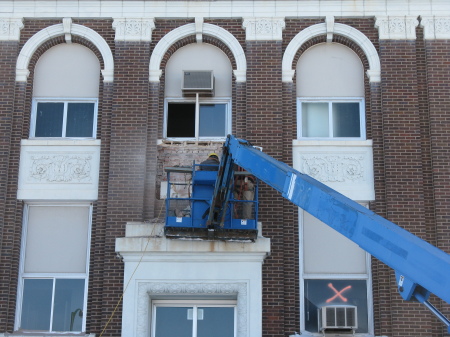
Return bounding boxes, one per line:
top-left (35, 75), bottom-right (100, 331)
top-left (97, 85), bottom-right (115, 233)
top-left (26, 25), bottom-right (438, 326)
top-left (30, 43), bottom-right (100, 138)
top-left (297, 43), bottom-right (365, 139)
top-left (164, 43), bottom-right (232, 140)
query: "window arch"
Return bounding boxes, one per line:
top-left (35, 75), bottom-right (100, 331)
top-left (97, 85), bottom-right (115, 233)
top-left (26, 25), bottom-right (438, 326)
top-left (297, 43), bottom-right (366, 140)
top-left (30, 43), bottom-right (100, 138)
top-left (164, 43), bottom-right (232, 140)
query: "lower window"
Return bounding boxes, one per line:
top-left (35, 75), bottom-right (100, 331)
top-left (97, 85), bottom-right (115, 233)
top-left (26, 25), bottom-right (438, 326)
top-left (17, 204), bottom-right (91, 332)
top-left (304, 279), bottom-right (368, 333)
top-left (152, 300), bottom-right (236, 337)
top-left (21, 278), bottom-right (85, 332)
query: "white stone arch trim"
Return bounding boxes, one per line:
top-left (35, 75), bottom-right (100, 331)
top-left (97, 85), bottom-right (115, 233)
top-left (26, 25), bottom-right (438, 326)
top-left (137, 282), bottom-right (248, 337)
top-left (149, 23), bottom-right (247, 82)
top-left (282, 22), bottom-right (381, 83)
top-left (16, 21), bottom-right (114, 82)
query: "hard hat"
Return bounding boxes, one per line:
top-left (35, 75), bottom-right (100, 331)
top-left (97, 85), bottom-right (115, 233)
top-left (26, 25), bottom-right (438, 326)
top-left (209, 152), bottom-right (218, 158)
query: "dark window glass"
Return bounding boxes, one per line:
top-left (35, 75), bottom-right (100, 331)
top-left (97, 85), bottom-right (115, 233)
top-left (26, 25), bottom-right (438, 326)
top-left (167, 103), bottom-right (195, 137)
top-left (332, 103), bottom-right (361, 137)
top-left (155, 307), bottom-right (192, 337)
top-left (35, 102), bottom-right (64, 137)
top-left (199, 104), bottom-right (226, 137)
top-left (52, 279), bottom-right (85, 332)
top-left (21, 279), bottom-right (53, 330)
top-left (304, 279), bottom-right (368, 333)
top-left (197, 307), bottom-right (234, 337)
top-left (66, 103), bottom-right (95, 137)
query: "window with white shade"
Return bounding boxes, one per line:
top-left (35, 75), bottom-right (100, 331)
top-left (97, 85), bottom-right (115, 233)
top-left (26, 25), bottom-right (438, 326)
top-left (299, 99), bottom-right (364, 139)
top-left (31, 43), bottom-right (100, 139)
top-left (17, 204), bottom-right (91, 332)
top-left (297, 43), bottom-right (365, 140)
top-left (152, 300), bottom-right (236, 337)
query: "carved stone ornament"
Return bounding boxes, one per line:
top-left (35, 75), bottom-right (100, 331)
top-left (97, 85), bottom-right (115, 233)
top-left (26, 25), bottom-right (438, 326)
top-left (112, 18), bottom-right (155, 42)
top-left (375, 16), bottom-right (419, 40)
top-left (242, 17), bottom-right (285, 41)
top-left (421, 16), bottom-right (450, 40)
top-left (0, 18), bottom-right (24, 41)
top-left (137, 282), bottom-right (248, 337)
top-left (28, 154), bottom-right (92, 183)
top-left (300, 154), bottom-right (365, 183)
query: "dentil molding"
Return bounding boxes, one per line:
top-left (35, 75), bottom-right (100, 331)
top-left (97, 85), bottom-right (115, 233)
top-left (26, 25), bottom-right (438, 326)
top-left (242, 17), bottom-right (285, 41)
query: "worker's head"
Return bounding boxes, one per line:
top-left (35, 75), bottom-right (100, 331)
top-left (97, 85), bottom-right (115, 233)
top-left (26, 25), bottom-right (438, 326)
top-left (208, 152), bottom-right (219, 159)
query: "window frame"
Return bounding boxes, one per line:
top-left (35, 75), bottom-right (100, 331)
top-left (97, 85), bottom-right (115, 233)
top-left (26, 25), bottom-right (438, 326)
top-left (164, 96), bottom-right (232, 141)
top-left (299, 205), bottom-right (374, 336)
top-left (30, 98), bottom-right (98, 139)
top-left (297, 97), bottom-right (366, 140)
top-left (151, 299), bottom-right (237, 337)
top-left (15, 203), bottom-right (92, 333)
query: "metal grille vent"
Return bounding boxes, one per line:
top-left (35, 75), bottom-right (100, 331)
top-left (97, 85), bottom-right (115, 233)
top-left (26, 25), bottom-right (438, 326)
top-left (182, 71), bottom-right (214, 91)
top-left (319, 305), bottom-right (357, 331)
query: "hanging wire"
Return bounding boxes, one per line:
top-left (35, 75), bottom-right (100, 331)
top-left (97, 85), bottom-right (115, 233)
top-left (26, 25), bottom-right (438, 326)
top-left (99, 200), bottom-right (165, 336)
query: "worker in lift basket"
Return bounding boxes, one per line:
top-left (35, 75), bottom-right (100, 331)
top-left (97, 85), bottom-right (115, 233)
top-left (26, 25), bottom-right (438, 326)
top-left (199, 152), bottom-right (220, 171)
top-left (234, 173), bottom-right (255, 220)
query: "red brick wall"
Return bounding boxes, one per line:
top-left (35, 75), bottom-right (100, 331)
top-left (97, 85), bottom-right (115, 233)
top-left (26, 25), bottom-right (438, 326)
top-left (1, 16), bottom-right (450, 337)
top-left (423, 37), bottom-right (450, 336)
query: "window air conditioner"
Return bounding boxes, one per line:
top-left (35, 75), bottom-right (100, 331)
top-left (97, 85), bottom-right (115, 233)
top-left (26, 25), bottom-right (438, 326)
top-left (182, 70), bottom-right (214, 94)
top-left (318, 305), bottom-right (357, 333)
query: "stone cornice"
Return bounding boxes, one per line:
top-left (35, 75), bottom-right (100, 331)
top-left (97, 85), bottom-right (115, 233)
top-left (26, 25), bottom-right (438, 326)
top-left (1, 1), bottom-right (449, 19)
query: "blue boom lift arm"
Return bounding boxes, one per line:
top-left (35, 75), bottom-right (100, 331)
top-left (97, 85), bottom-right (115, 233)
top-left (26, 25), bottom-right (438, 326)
top-left (209, 135), bottom-right (450, 332)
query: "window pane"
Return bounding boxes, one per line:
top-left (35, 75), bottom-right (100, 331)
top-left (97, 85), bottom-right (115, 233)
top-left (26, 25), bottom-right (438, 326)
top-left (21, 279), bottom-right (53, 331)
top-left (301, 103), bottom-right (329, 137)
top-left (332, 103), bottom-right (361, 137)
top-left (199, 104), bottom-right (226, 137)
top-left (304, 279), bottom-right (368, 333)
top-left (198, 307), bottom-right (234, 337)
top-left (155, 307), bottom-right (192, 337)
top-left (66, 103), bottom-right (95, 137)
top-left (35, 102), bottom-right (64, 137)
top-left (167, 103), bottom-right (195, 137)
top-left (52, 279), bottom-right (85, 332)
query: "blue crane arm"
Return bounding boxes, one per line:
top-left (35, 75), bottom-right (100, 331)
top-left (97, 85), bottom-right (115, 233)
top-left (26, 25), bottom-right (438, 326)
top-left (216, 135), bottom-right (450, 330)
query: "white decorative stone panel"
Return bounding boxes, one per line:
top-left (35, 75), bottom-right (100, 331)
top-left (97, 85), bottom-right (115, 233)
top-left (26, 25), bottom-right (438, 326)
top-left (293, 140), bottom-right (375, 201)
top-left (17, 139), bottom-right (101, 200)
top-left (421, 16), bottom-right (450, 40)
top-left (112, 18), bottom-right (155, 42)
top-left (0, 18), bottom-right (23, 41)
top-left (375, 16), bottom-right (419, 40)
top-left (300, 154), bottom-right (365, 183)
top-left (242, 17), bottom-right (285, 41)
top-left (28, 154), bottom-right (92, 183)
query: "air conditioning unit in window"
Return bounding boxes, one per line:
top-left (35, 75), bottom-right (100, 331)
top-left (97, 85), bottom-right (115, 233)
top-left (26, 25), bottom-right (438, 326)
top-left (318, 305), bottom-right (357, 335)
top-left (182, 70), bottom-right (214, 95)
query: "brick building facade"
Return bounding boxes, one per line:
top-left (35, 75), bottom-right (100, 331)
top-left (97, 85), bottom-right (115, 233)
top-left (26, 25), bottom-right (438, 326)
top-left (0, 1), bottom-right (450, 337)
